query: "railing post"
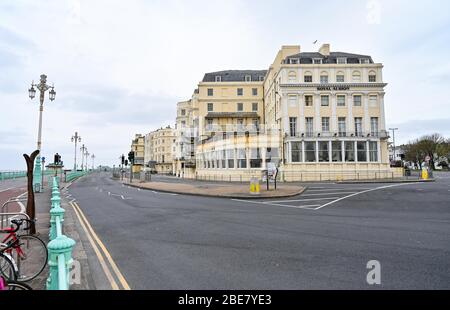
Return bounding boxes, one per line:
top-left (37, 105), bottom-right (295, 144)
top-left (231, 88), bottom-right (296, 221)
top-left (46, 234), bottom-right (75, 290)
top-left (50, 205), bottom-right (65, 241)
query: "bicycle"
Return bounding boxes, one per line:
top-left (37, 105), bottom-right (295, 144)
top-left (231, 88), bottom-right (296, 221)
top-left (0, 240), bottom-right (18, 281)
top-left (0, 219), bottom-right (48, 281)
top-left (0, 275), bottom-right (32, 290)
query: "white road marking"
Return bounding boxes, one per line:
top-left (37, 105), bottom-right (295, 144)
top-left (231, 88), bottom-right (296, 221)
top-left (307, 188), bottom-right (373, 192)
top-left (263, 197), bottom-right (341, 203)
top-left (0, 187), bottom-right (13, 193)
top-left (302, 192), bottom-right (357, 197)
top-left (314, 183), bottom-right (415, 210)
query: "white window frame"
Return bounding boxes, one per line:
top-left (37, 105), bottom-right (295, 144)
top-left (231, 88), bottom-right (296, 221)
top-left (313, 58), bottom-right (322, 64)
top-left (245, 75), bottom-right (252, 82)
top-left (337, 57), bottom-right (347, 64)
top-left (215, 76), bottom-right (222, 82)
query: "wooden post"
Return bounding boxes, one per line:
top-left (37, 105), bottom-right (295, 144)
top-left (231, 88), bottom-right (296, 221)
top-left (23, 150), bottom-right (39, 234)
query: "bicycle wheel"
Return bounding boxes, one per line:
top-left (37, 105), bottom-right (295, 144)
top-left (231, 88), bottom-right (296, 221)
top-left (0, 253), bottom-right (17, 281)
top-left (5, 280), bottom-right (33, 290)
top-left (15, 235), bottom-right (48, 282)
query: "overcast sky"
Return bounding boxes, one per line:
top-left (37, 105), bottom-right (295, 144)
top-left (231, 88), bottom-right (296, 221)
top-left (1, 0), bottom-right (449, 170)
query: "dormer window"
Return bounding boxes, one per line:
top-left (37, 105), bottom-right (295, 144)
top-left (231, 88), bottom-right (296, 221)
top-left (245, 75), bottom-right (252, 82)
top-left (337, 57), bottom-right (347, 64)
top-left (313, 58), bottom-right (322, 64)
top-left (359, 58), bottom-right (370, 64)
top-left (290, 58), bottom-right (300, 64)
top-left (215, 76), bottom-right (222, 82)
top-left (259, 76), bottom-right (265, 81)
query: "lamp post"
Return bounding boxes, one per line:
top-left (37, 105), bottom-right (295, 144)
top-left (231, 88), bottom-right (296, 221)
top-left (389, 128), bottom-right (399, 162)
top-left (80, 144), bottom-right (87, 171)
top-left (28, 74), bottom-right (56, 192)
top-left (71, 132), bottom-right (81, 171)
top-left (85, 150), bottom-right (90, 171)
top-left (91, 154), bottom-right (95, 170)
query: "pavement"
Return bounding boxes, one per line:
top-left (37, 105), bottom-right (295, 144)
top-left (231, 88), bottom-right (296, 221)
top-left (124, 178), bottom-right (305, 199)
top-left (63, 171), bottom-right (450, 289)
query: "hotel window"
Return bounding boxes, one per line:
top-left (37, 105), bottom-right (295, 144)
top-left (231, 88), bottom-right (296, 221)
top-left (304, 75), bottom-right (313, 83)
top-left (245, 75), bottom-right (252, 82)
top-left (227, 149), bottom-right (235, 168)
top-left (321, 117), bottom-right (330, 132)
top-left (320, 75), bottom-right (329, 84)
top-left (250, 148), bottom-right (262, 168)
top-left (207, 103), bottom-right (214, 112)
top-left (291, 142), bottom-right (302, 162)
top-left (252, 88), bottom-right (258, 96)
top-left (207, 88), bottom-right (213, 96)
top-left (181, 120), bottom-right (186, 128)
top-left (338, 117), bottom-right (346, 137)
top-left (313, 58), bottom-right (322, 64)
top-left (355, 117), bottom-right (363, 136)
top-left (369, 141), bottom-right (378, 162)
top-left (237, 148), bottom-right (247, 168)
top-left (369, 95), bottom-right (378, 107)
top-left (305, 142), bottom-right (316, 162)
top-left (266, 147), bottom-right (280, 164)
top-left (305, 95), bottom-right (313, 106)
top-left (215, 76), bottom-right (222, 82)
top-left (321, 95), bottom-right (329, 106)
top-left (289, 117), bottom-right (297, 137)
top-left (305, 117), bottom-right (314, 137)
top-left (288, 71), bottom-right (297, 83)
top-left (360, 58), bottom-right (370, 64)
top-left (252, 118), bottom-right (259, 131)
top-left (357, 141), bottom-right (367, 162)
top-left (237, 88), bottom-right (243, 96)
top-left (353, 95), bottom-right (362, 106)
top-left (370, 117), bottom-right (379, 136)
top-left (337, 57), bottom-right (347, 64)
top-left (337, 95), bottom-right (346, 107)
top-left (369, 74), bottom-right (376, 82)
top-left (345, 141), bottom-right (355, 162)
top-left (207, 119), bottom-right (213, 130)
top-left (259, 76), bottom-right (265, 81)
top-left (252, 102), bottom-right (258, 112)
top-left (290, 58), bottom-right (299, 64)
top-left (318, 141), bottom-right (330, 162)
top-left (181, 109), bottom-right (186, 116)
top-left (332, 141), bottom-right (343, 162)
top-left (336, 74), bottom-right (345, 83)
top-left (352, 71), bottom-right (361, 82)
top-left (237, 102), bottom-right (244, 112)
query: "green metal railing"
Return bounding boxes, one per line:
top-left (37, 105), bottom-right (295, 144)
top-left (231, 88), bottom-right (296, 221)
top-left (47, 177), bottom-right (76, 290)
top-left (0, 170), bottom-right (54, 181)
top-left (65, 170), bottom-right (90, 182)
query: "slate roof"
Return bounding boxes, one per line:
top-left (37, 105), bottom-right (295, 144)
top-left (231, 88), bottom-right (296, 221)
top-left (202, 70), bottom-right (267, 82)
top-left (284, 52), bottom-right (374, 64)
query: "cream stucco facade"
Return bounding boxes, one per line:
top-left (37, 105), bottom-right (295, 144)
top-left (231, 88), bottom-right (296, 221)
top-left (144, 126), bottom-right (175, 174)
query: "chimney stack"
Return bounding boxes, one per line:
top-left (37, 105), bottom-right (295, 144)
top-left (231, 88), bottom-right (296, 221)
top-left (319, 43), bottom-right (330, 56)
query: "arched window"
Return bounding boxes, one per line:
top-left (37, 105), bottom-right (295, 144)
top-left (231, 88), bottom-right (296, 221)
top-left (320, 71), bottom-right (329, 84)
top-left (336, 71), bottom-right (345, 83)
top-left (288, 71), bottom-right (297, 83)
top-left (352, 71), bottom-right (361, 82)
top-left (369, 70), bottom-right (377, 82)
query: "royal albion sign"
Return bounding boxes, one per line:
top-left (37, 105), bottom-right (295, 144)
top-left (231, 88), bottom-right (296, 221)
top-left (317, 86), bottom-right (350, 91)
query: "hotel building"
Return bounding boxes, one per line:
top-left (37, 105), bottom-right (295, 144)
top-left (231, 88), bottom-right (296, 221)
top-left (143, 126), bottom-right (175, 174)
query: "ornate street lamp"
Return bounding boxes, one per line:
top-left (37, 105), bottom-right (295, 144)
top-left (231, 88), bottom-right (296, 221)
top-left (80, 144), bottom-right (87, 171)
top-left (28, 74), bottom-right (56, 192)
top-left (71, 132), bottom-right (81, 171)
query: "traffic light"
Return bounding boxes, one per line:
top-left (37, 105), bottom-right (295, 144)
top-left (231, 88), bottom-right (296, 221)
top-left (121, 154), bottom-right (125, 165)
top-left (124, 159), bottom-right (128, 167)
top-left (128, 151), bottom-right (135, 165)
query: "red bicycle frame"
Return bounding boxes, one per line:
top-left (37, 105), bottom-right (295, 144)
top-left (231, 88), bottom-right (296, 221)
top-left (1, 228), bottom-right (25, 259)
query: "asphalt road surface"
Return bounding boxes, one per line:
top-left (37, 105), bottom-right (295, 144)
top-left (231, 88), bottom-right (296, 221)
top-left (67, 172), bottom-right (450, 289)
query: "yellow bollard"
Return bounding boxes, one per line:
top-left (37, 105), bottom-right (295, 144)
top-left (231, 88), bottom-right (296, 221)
top-left (421, 168), bottom-right (429, 180)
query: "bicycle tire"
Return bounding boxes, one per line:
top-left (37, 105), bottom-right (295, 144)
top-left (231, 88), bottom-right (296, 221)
top-left (15, 235), bottom-right (48, 282)
top-left (0, 253), bottom-right (17, 281)
top-left (5, 280), bottom-right (33, 290)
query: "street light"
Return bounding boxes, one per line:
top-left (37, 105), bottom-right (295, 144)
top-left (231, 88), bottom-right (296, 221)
top-left (28, 74), bottom-right (56, 192)
top-left (91, 154), bottom-right (96, 170)
top-left (80, 144), bottom-right (87, 171)
top-left (389, 128), bottom-right (399, 162)
top-left (85, 150), bottom-right (90, 171)
top-left (71, 132), bottom-right (81, 171)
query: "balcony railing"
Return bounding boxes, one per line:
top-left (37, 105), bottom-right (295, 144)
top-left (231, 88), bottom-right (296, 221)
top-left (287, 130), bottom-right (388, 139)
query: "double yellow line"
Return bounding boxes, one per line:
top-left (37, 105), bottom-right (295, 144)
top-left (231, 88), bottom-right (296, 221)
top-left (70, 201), bottom-right (131, 290)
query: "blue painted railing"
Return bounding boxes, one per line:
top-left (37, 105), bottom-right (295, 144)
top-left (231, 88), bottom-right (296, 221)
top-left (0, 170), bottom-right (54, 181)
top-left (47, 177), bottom-right (76, 290)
